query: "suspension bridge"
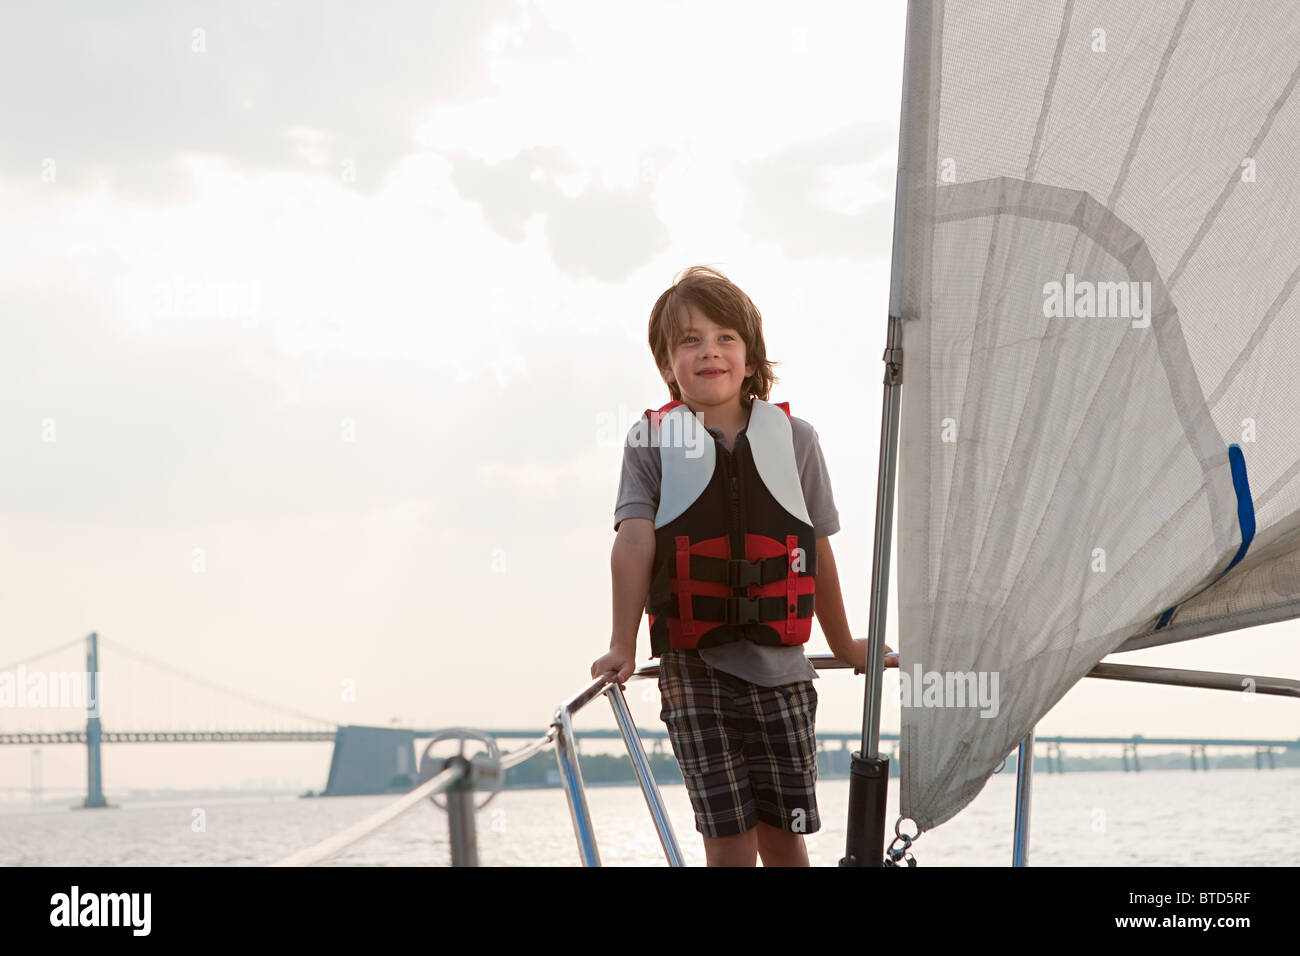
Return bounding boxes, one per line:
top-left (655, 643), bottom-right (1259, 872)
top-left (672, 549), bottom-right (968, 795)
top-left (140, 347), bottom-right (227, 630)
top-left (2, 633), bottom-right (1295, 807)
top-left (0, 632), bottom-right (422, 804)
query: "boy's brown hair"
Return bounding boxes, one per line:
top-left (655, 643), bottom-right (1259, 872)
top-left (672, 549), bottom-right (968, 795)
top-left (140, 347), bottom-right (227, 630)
top-left (647, 264), bottom-right (779, 405)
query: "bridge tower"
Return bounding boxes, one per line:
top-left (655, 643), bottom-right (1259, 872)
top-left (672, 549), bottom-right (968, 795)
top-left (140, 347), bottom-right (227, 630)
top-left (83, 632), bottom-right (107, 808)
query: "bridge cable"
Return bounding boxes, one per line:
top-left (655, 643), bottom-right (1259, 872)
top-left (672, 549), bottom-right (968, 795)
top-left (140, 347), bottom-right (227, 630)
top-left (0, 635), bottom-right (91, 674)
top-left (98, 636), bottom-right (337, 728)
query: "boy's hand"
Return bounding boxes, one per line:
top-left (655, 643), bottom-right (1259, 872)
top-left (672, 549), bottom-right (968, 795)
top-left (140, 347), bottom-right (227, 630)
top-left (590, 647), bottom-right (636, 690)
top-left (840, 639), bottom-right (899, 674)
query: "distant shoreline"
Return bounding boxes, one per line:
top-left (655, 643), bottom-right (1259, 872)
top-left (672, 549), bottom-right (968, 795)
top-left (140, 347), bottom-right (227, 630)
top-left (6, 754), bottom-right (1295, 806)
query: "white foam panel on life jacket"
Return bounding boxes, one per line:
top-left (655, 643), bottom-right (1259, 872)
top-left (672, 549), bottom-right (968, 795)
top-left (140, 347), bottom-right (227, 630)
top-left (748, 399), bottom-right (812, 526)
top-left (653, 400), bottom-right (812, 529)
top-left (655, 404), bottom-right (715, 528)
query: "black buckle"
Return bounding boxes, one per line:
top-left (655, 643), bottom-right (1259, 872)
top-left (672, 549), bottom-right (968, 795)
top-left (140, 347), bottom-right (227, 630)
top-left (725, 596), bottom-right (761, 625)
top-left (727, 559), bottom-right (763, 588)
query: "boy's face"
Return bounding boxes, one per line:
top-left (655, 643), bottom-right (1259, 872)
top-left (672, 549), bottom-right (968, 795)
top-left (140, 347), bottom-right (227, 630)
top-left (661, 304), bottom-right (755, 419)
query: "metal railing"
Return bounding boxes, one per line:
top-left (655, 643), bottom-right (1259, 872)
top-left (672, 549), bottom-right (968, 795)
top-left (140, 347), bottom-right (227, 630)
top-left (553, 652), bottom-right (890, 867)
top-left (552, 673), bottom-right (683, 866)
top-left (270, 761), bottom-right (469, 867)
top-left (269, 727), bottom-right (557, 867)
top-left (270, 654), bottom-right (1298, 868)
top-left (1008, 661), bottom-right (1300, 866)
top-left (1084, 662), bottom-right (1300, 698)
top-left (269, 654), bottom-right (858, 867)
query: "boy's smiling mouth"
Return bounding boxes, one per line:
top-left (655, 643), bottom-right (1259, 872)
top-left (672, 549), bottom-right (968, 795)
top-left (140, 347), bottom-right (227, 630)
top-left (697, 368), bottom-right (727, 377)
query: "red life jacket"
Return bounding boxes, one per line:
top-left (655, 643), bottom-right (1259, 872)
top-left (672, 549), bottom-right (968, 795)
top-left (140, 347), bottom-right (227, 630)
top-left (643, 398), bottom-right (817, 657)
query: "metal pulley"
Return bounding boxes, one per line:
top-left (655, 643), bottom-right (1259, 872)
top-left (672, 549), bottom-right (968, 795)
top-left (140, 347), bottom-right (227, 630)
top-left (418, 727), bottom-right (504, 812)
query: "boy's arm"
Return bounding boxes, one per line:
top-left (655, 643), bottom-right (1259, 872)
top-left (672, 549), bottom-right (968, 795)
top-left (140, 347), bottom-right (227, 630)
top-left (815, 535), bottom-right (897, 669)
top-left (609, 518), bottom-right (656, 653)
top-left (814, 535), bottom-right (853, 659)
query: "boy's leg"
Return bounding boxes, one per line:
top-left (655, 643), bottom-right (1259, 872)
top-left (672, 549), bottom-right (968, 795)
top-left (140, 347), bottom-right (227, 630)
top-left (755, 821), bottom-right (810, 867)
top-left (702, 829), bottom-right (759, 867)
top-left (658, 650), bottom-right (761, 858)
top-left (739, 678), bottom-right (821, 866)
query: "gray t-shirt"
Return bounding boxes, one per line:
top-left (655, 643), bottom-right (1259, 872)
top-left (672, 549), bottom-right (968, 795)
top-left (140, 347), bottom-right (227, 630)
top-left (613, 405), bottom-right (840, 686)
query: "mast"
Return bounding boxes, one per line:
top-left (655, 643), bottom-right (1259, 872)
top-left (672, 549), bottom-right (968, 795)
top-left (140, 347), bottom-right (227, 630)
top-left (841, 0), bottom-right (931, 867)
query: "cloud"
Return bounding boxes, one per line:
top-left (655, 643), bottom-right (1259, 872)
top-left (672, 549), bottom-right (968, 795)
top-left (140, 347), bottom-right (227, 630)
top-left (0, 0), bottom-right (520, 199)
top-left (486, 2), bottom-right (581, 61)
top-left (738, 123), bottom-right (898, 261)
top-left (446, 145), bottom-right (672, 281)
top-left (0, 278), bottom-right (644, 537)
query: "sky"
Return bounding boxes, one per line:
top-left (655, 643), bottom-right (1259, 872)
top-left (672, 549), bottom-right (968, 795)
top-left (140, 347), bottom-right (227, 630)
top-left (1, 0), bottom-right (1297, 799)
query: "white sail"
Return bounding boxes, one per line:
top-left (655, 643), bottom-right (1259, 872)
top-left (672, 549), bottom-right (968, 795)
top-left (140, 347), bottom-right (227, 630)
top-left (896, 0), bottom-right (1300, 831)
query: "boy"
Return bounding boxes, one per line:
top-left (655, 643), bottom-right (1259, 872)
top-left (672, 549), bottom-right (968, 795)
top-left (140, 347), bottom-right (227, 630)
top-left (591, 265), bottom-right (895, 867)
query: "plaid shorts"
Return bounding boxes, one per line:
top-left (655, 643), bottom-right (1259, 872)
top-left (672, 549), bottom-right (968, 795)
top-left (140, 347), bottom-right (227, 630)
top-left (657, 648), bottom-right (821, 839)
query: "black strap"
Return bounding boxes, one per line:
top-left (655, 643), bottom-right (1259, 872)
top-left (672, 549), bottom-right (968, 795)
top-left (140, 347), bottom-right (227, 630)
top-left (645, 557), bottom-right (811, 620)
top-left (646, 561), bottom-right (674, 615)
top-left (688, 554), bottom-right (792, 588)
top-left (690, 593), bottom-right (815, 624)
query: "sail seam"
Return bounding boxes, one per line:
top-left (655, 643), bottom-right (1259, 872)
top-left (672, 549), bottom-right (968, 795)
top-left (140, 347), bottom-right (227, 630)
top-left (1205, 248), bottom-right (1300, 411)
top-left (1169, 69), bottom-right (1300, 292)
top-left (1106, 0), bottom-right (1195, 210)
top-left (1025, 0), bottom-right (1076, 181)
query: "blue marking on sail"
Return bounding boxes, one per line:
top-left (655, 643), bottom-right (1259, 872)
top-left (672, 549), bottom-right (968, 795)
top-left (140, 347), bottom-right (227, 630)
top-left (1155, 444), bottom-right (1255, 630)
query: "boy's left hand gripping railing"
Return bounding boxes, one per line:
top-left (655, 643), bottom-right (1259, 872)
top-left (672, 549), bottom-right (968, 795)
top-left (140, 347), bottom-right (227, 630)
top-left (268, 668), bottom-right (683, 867)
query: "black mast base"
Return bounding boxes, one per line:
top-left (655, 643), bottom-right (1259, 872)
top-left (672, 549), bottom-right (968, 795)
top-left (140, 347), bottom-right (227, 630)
top-left (838, 752), bottom-right (889, 867)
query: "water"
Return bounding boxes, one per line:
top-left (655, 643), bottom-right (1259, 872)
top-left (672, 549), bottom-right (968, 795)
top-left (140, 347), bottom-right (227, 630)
top-left (3, 767), bottom-right (1296, 866)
